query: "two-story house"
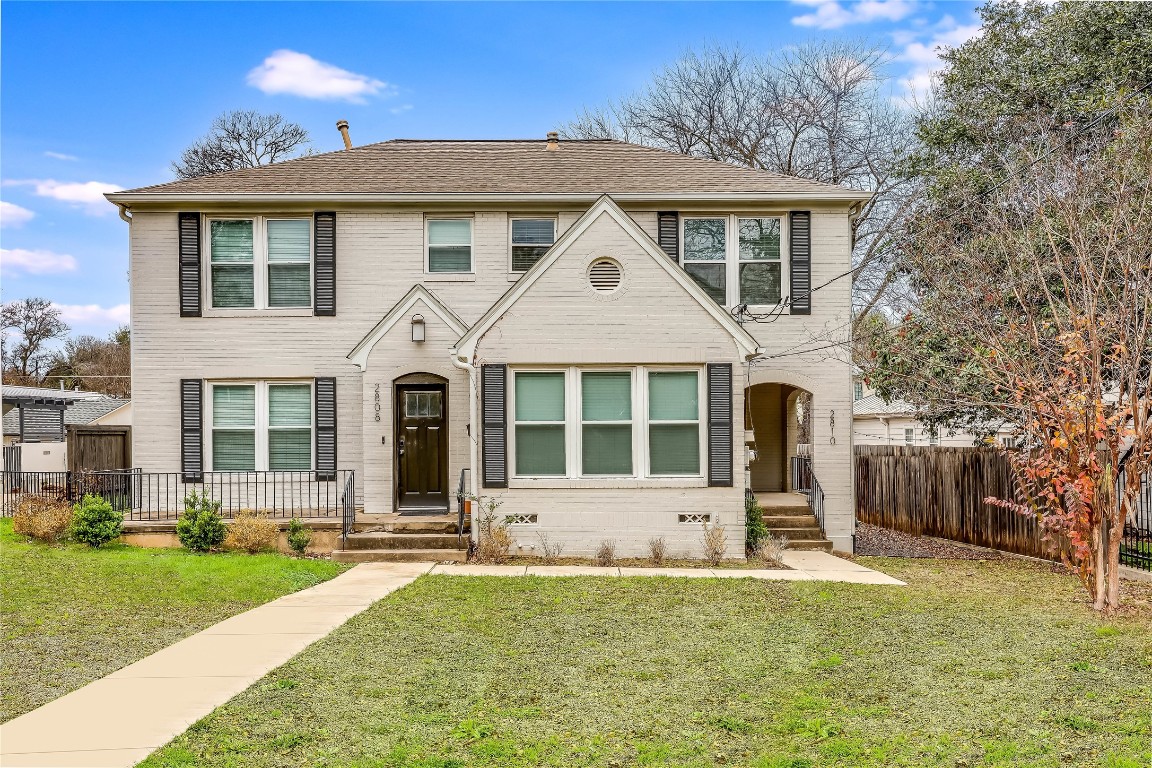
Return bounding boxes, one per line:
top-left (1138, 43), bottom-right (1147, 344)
top-left (106, 132), bottom-right (867, 559)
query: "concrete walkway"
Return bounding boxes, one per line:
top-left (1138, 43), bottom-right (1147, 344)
top-left (0, 562), bottom-right (433, 768)
top-left (431, 550), bottom-right (906, 585)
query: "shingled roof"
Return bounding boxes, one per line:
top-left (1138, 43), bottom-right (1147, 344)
top-left (109, 139), bottom-right (870, 199)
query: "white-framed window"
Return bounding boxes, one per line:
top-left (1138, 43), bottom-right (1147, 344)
top-left (207, 217), bottom-right (312, 309)
top-left (207, 380), bottom-right (313, 471)
top-left (510, 217), bottom-right (556, 272)
top-left (681, 214), bottom-right (788, 307)
top-left (510, 367), bottom-right (705, 480)
top-left (854, 381), bottom-right (864, 401)
top-left (927, 427), bottom-right (939, 446)
top-left (426, 218), bottom-right (473, 273)
top-left (904, 427), bottom-right (915, 445)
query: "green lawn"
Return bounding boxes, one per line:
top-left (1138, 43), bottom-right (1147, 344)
top-left (0, 518), bottom-right (346, 722)
top-left (142, 559), bottom-right (1151, 768)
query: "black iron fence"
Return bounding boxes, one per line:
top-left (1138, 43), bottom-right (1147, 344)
top-left (1121, 466), bottom-right (1152, 572)
top-left (2, 469), bottom-right (354, 520)
top-left (789, 455), bottom-right (824, 533)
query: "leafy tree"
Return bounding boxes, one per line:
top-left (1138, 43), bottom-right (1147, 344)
top-left (1, 298), bottom-right (69, 384)
top-left (564, 41), bottom-right (914, 318)
top-left (43, 326), bottom-right (131, 397)
top-left (172, 110), bottom-right (311, 180)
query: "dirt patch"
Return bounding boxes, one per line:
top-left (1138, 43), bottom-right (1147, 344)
top-left (855, 523), bottom-right (1009, 560)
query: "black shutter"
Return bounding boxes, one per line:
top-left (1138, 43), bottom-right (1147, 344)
top-left (314, 212), bottom-right (336, 316)
top-left (180, 379), bottom-right (204, 482)
top-left (314, 377), bottom-right (337, 481)
top-left (481, 364), bottom-right (508, 488)
top-left (707, 363), bottom-right (733, 487)
top-left (789, 211), bottom-right (812, 315)
top-left (178, 213), bottom-right (202, 317)
top-left (657, 211), bottom-right (679, 260)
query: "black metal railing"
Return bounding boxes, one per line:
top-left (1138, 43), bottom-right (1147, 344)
top-left (1120, 466), bottom-right (1151, 572)
top-left (340, 472), bottom-right (356, 545)
top-left (789, 455), bottom-right (824, 533)
top-left (456, 467), bottom-right (471, 545)
top-left (2, 469), bottom-right (354, 520)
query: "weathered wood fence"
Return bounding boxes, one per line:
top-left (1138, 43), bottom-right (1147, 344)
top-left (855, 445), bottom-right (1064, 560)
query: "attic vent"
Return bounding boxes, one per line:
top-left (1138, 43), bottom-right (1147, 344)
top-left (588, 259), bottom-right (622, 293)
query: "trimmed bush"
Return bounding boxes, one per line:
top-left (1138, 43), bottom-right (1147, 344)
top-left (69, 494), bottom-right (124, 548)
top-left (225, 510), bottom-right (279, 554)
top-left (746, 493), bottom-right (769, 551)
top-left (176, 492), bottom-right (227, 552)
top-left (286, 518), bottom-right (312, 556)
top-left (12, 494), bottom-right (73, 542)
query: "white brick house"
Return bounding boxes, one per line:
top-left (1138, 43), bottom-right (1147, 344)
top-left (106, 135), bottom-right (868, 558)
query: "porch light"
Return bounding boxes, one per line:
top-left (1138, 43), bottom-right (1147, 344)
top-left (411, 314), bottom-right (426, 342)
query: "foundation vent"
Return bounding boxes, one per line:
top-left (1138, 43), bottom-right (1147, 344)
top-left (678, 513), bottom-right (711, 525)
top-left (504, 513), bottom-right (539, 525)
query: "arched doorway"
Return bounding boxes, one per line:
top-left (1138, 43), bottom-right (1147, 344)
top-left (745, 381), bottom-right (812, 493)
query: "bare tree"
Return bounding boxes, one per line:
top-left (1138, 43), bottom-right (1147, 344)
top-left (1, 298), bottom-right (69, 383)
top-left (43, 325), bottom-right (131, 397)
top-left (564, 42), bottom-right (915, 318)
top-left (172, 110), bottom-right (312, 180)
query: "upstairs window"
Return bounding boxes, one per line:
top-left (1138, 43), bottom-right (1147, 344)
top-left (208, 217), bottom-right (312, 309)
top-left (427, 218), bottom-right (473, 273)
top-left (682, 215), bottom-right (787, 307)
top-left (510, 218), bottom-right (556, 272)
top-left (854, 381), bottom-right (864, 401)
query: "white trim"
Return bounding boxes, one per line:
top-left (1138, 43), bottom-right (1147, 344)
top-left (204, 379), bottom-right (314, 472)
top-left (347, 285), bottom-right (468, 370)
top-left (424, 216), bottom-right (473, 274)
top-left (454, 195), bottom-right (761, 360)
top-left (203, 215), bottom-right (313, 313)
top-left (108, 191), bottom-right (874, 205)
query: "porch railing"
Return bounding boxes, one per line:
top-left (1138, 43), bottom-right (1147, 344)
top-left (2, 469), bottom-right (354, 520)
top-left (1120, 465), bottom-right (1152, 572)
top-left (340, 472), bottom-right (356, 545)
top-left (456, 467), bottom-right (471, 546)
top-left (789, 455), bottom-right (825, 534)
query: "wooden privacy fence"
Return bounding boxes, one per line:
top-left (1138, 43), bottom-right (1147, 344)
top-left (855, 445), bottom-right (1065, 560)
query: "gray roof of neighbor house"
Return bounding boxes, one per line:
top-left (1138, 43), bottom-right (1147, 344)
top-left (852, 394), bottom-right (916, 418)
top-left (2, 395), bottom-right (129, 435)
top-left (2, 384), bottom-right (108, 402)
top-left (106, 139), bottom-right (872, 200)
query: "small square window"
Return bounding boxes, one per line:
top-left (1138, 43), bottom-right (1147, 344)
top-left (427, 219), bottom-right (472, 273)
top-left (511, 218), bottom-right (555, 272)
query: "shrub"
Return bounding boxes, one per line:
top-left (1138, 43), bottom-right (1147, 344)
top-left (701, 521), bottom-right (728, 566)
top-left (286, 518), bottom-right (312, 556)
top-left (69, 494), bottom-right (124, 548)
top-left (176, 491), bottom-right (227, 552)
top-left (647, 536), bottom-right (667, 566)
top-left (472, 495), bottom-right (512, 564)
top-left (594, 539), bottom-right (617, 567)
top-left (754, 533), bottom-right (790, 567)
top-left (537, 532), bottom-right (564, 563)
top-left (225, 509), bottom-right (279, 554)
top-left (12, 494), bottom-right (73, 542)
top-left (746, 493), bottom-right (768, 551)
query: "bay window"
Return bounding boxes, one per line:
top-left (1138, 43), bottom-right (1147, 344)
top-left (682, 215), bottom-right (787, 307)
top-left (510, 367), bottom-right (704, 480)
top-left (208, 217), bottom-right (312, 309)
top-left (427, 218), bottom-right (473, 273)
top-left (208, 381), bottom-right (313, 471)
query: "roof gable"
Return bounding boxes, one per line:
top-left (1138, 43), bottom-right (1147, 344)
top-left (454, 195), bottom-right (761, 360)
top-left (347, 285), bottom-right (467, 370)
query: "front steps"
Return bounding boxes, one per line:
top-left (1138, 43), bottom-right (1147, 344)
top-left (756, 492), bottom-right (834, 553)
top-left (332, 513), bottom-right (469, 563)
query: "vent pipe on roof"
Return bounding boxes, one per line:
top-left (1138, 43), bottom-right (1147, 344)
top-left (336, 120), bottom-right (352, 150)
top-left (546, 131), bottom-right (559, 151)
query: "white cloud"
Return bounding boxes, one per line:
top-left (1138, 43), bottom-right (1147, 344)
top-left (52, 303), bottom-right (130, 327)
top-left (44, 151), bottom-right (79, 161)
top-left (3, 179), bottom-right (121, 215)
top-left (390, 104), bottom-right (414, 115)
top-left (896, 17), bottom-right (983, 102)
top-left (247, 50), bottom-right (389, 103)
top-left (0, 248), bottom-right (78, 276)
top-left (0, 201), bottom-right (35, 228)
top-left (792, 0), bottom-right (918, 29)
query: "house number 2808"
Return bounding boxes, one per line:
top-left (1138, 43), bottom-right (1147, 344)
top-left (374, 383), bottom-right (381, 422)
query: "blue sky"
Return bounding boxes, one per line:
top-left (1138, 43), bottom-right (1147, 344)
top-left (1, 0), bottom-right (980, 339)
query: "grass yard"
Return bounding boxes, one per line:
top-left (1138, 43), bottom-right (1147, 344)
top-left (0, 518), bottom-right (346, 722)
top-left (143, 559), bottom-right (1151, 768)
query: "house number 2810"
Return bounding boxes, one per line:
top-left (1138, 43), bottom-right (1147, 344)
top-left (374, 383), bottom-right (381, 422)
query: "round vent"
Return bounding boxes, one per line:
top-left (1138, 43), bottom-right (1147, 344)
top-left (588, 259), bottom-right (622, 293)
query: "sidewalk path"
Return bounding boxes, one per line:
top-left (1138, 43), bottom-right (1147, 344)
top-left (0, 562), bottom-right (433, 768)
top-left (430, 550), bottom-right (906, 585)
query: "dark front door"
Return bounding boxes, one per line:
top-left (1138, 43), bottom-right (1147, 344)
top-left (396, 385), bottom-right (448, 511)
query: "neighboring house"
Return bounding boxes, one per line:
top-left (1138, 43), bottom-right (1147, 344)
top-left (852, 377), bottom-right (1014, 447)
top-left (2, 385), bottom-right (131, 472)
top-left (105, 134), bottom-right (867, 556)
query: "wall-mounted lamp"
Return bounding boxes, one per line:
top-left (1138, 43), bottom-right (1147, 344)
top-left (411, 314), bottom-right (426, 343)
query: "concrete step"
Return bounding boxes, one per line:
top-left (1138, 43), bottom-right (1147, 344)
top-left (342, 532), bottom-right (465, 550)
top-left (352, 515), bottom-right (467, 534)
top-left (759, 504), bottom-right (812, 516)
top-left (766, 527), bottom-right (825, 540)
top-left (762, 514), bottom-right (821, 527)
top-left (333, 548), bottom-right (468, 564)
top-left (785, 539), bottom-right (834, 552)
